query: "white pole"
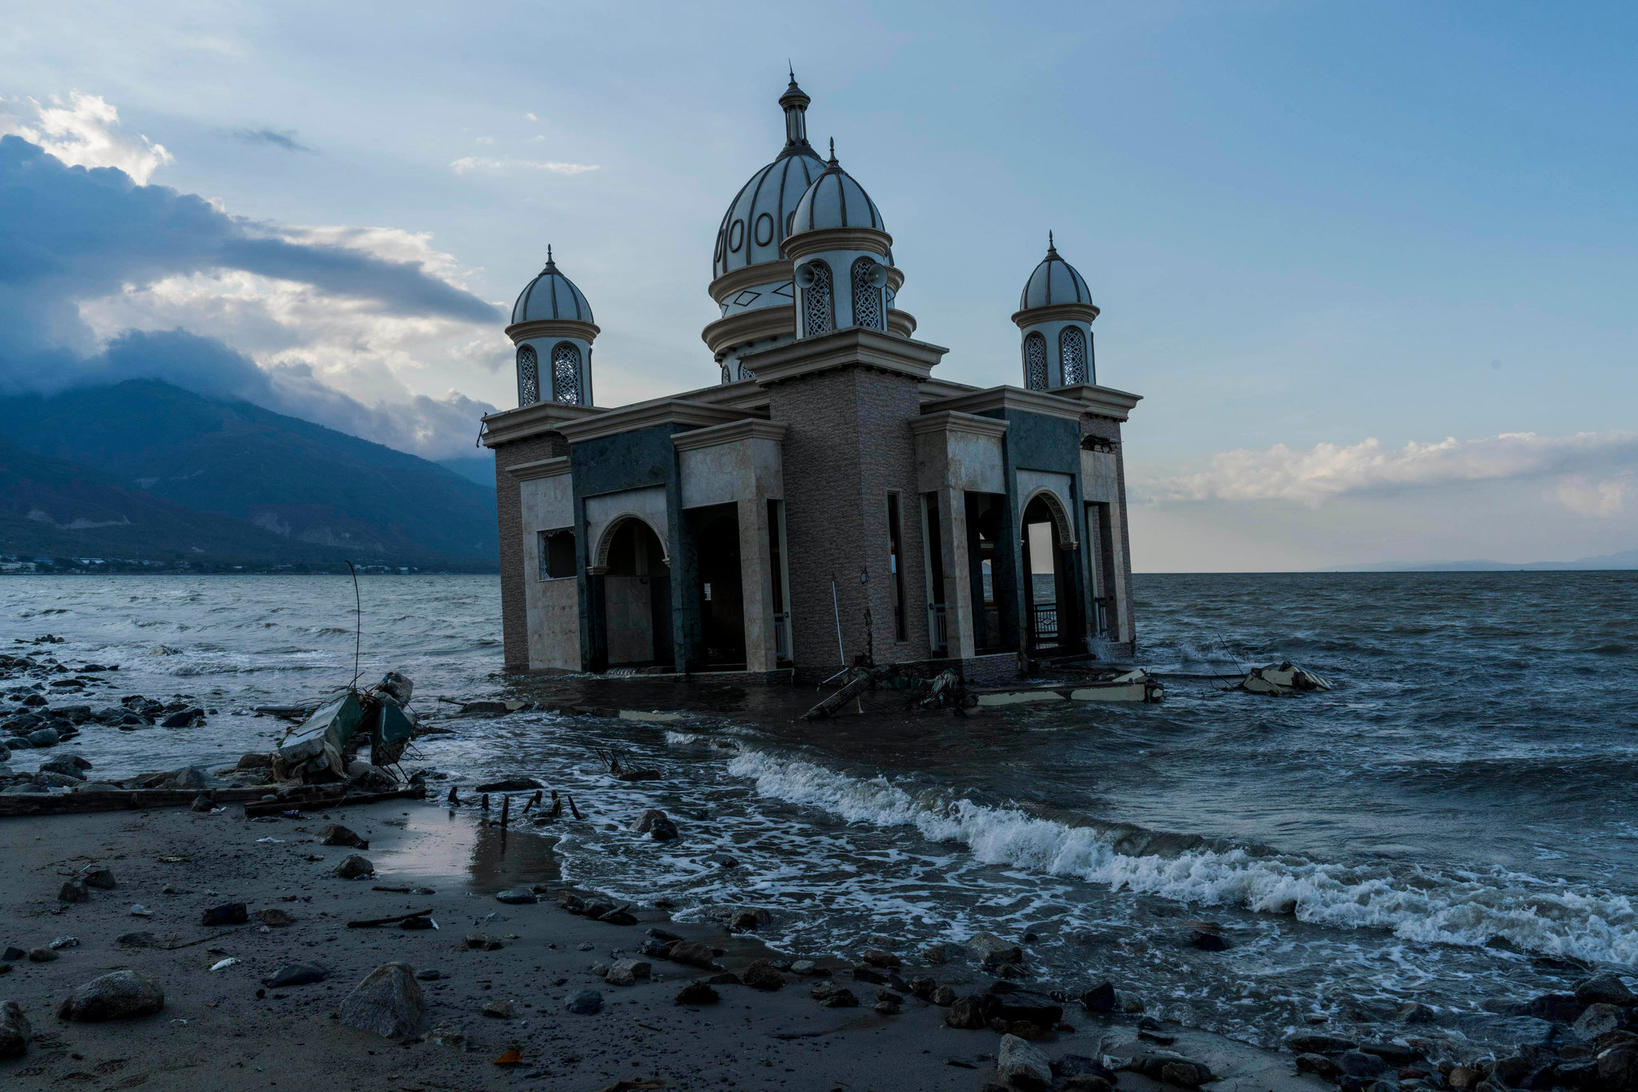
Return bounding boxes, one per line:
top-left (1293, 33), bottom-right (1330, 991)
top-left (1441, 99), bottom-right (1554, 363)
top-left (831, 576), bottom-right (845, 666)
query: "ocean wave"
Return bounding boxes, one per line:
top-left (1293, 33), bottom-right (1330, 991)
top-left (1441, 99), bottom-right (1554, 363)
top-left (726, 749), bottom-right (1638, 966)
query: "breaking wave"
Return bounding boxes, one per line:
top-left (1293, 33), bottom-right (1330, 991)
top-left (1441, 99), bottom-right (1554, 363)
top-left (725, 748), bottom-right (1638, 967)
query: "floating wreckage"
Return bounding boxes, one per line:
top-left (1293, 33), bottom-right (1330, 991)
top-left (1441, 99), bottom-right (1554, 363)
top-left (804, 663), bottom-right (1162, 719)
top-left (272, 671), bottom-right (421, 785)
top-left (1236, 661), bottom-right (1333, 696)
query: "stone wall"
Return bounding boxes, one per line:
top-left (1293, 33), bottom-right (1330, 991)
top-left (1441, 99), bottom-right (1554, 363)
top-left (769, 365), bottom-right (930, 671)
top-left (493, 433), bottom-right (567, 672)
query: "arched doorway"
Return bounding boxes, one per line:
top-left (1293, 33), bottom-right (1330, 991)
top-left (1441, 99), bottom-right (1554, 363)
top-left (598, 517), bottom-right (672, 668)
top-left (687, 504), bottom-right (746, 669)
top-left (1021, 491), bottom-right (1079, 653)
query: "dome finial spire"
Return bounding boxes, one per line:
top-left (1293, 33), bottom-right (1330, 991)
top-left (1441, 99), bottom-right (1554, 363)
top-left (778, 69), bottom-right (812, 148)
top-left (827, 136), bottom-right (837, 166)
top-left (1047, 230), bottom-right (1056, 256)
top-left (544, 242), bottom-right (556, 271)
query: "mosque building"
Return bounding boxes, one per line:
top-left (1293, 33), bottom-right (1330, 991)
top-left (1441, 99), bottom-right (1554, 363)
top-left (479, 74), bottom-right (1141, 681)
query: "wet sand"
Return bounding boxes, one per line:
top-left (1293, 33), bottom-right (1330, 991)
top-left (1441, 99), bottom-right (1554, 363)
top-left (0, 797), bottom-right (1325, 1092)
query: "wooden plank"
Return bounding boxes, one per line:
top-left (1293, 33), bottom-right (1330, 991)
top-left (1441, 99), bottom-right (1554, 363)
top-left (0, 784), bottom-right (423, 819)
top-left (241, 786), bottom-right (423, 818)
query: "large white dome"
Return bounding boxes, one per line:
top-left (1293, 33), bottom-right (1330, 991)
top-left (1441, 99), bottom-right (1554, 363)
top-left (787, 147), bottom-right (886, 237)
top-left (1019, 236), bottom-right (1093, 311)
top-left (712, 76), bottom-right (826, 280)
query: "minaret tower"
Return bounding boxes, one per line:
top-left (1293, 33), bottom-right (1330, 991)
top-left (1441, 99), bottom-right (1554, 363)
top-left (506, 245), bottom-right (598, 406)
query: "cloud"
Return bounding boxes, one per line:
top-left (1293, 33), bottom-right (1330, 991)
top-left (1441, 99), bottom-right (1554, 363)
top-left (449, 155), bottom-right (599, 175)
top-left (0, 132), bottom-right (505, 459)
top-left (1148, 431), bottom-right (1638, 516)
top-left (0, 92), bottom-right (172, 183)
top-left (230, 127), bottom-right (313, 153)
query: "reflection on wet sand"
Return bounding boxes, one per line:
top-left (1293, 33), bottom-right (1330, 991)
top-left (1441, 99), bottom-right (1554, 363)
top-left (369, 805), bottom-right (559, 893)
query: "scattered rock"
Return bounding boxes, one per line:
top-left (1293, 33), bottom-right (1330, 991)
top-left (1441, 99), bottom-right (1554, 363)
top-left (821, 987), bottom-right (858, 1008)
top-left (861, 948), bottom-right (901, 969)
top-left (480, 999), bottom-right (515, 1019)
top-left (932, 985), bottom-right (957, 1006)
top-left (254, 908), bottom-right (294, 927)
top-left (319, 824), bottom-right (369, 849)
top-left (333, 855), bottom-right (374, 880)
top-left (56, 969), bottom-right (165, 1021)
top-left (337, 963), bottom-right (426, 1039)
top-left (565, 989), bottom-right (603, 1015)
top-left (1521, 993), bottom-right (1583, 1023)
top-left (75, 864), bottom-right (115, 890)
top-left (201, 901), bottom-right (248, 926)
top-left (494, 888), bottom-right (537, 905)
top-left (633, 809), bottom-right (679, 841)
top-left (1284, 1031), bottom-right (1358, 1055)
top-left (115, 932), bottom-right (157, 948)
top-left (675, 981), bottom-right (719, 1005)
top-left (129, 904), bottom-right (153, 918)
top-left (1, 947), bottom-right (23, 962)
top-left (1576, 973), bottom-right (1636, 1007)
top-left (1574, 1003), bottom-right (1627, 1041)
top-left (968, 931), bottom-right (1024, 971)
top-left (57, 879), bottom-right (88, 903)
top-left (1597, 1046), bottom-right (1638, 1092)
top-left (664, 940), bottom-right (719, 970)
top-left (48, 936), bottom-right (78, 951)
top-left (874, 990), bottom-right (903, 1015)
top-left (27, 949), bottom-right (56, 963)
top-left (742, 960), bottom-right (784, 991)
top-left (461, 934), bottom-right (503, 952)
top-left (1082, 982), bottom-right (1118, 1013)
top-left (730, 908), bottom-right (769, 932)
top-left (262, 963), bottom-right (328, 988)
top-left (0, 1001), bottom-right (31, 1059)
top-left (26, 728), bottom-right (60, 748)
top-left (1185, 921), bottom-right (1229, 951)
top-left (1296, 1054), bottom-right (1342, 1081)
top-left (997, 1033), bottom-right (1053, 1090)
top-left (605, 959), bottom-right (651, 987)
top-left (946, 996), bottom-right (988, 1030)
top-left (1337, 1051), bottom-right (1389, 1080)
top-left (474, 777), bottom-right (542, 793)
top-left (190, 794), bottom-right (213, 812)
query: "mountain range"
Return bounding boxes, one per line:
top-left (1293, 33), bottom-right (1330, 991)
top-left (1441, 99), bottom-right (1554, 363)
top-left (0, 380), bottom-right (497, 570)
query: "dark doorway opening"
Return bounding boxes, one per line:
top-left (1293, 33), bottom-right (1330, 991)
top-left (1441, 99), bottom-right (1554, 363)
top-left (687, 503), bottom-right (746, 669)
top-left (602, 518), bottom-right (673, 668)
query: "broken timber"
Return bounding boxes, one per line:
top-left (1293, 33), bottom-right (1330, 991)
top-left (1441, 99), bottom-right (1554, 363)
top-left (0, 784), bottom-right (425, 819)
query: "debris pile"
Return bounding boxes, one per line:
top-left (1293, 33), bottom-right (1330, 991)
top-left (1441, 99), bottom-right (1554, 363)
top-left (271, 672), bottom-right (421, 786)
top-left (1237, 661), bottom-right (1333, 696)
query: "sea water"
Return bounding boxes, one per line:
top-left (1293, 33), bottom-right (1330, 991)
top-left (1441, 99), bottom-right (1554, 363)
top-left (4, 570), bottom-right (1636, 1056)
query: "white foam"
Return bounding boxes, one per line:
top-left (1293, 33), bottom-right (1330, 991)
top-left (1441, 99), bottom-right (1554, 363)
top-left (726, 749), bottom-right (1638, 966)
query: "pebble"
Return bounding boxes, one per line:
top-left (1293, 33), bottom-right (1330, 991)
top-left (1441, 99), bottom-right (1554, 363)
top-left (130, 904), bottom-right (153, 918)
top-left (564, 989), bottom-right (603, 1015)
top-left (48, 936), bottom-right (79, 950)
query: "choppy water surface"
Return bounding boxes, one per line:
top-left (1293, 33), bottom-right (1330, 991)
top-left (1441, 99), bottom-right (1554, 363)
top-left (4, 571), bottom-right (1636, 1057)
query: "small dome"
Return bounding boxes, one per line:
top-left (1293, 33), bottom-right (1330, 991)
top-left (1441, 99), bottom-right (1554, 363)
top-left (511, 247), bottom-right (593, 325)
top-left (788, 145), bottom-right (886, 237)
top-left (713, 76), bottom-right (827, 280)
top-left (1019, 235), bottom-right (1093, 311)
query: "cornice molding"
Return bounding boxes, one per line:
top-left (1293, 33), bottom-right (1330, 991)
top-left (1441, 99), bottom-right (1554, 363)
top-left (782, 226), bottom-right (894, 262)
top-left (1054, 383), bottom-right (1143, 421)
top-left (701, 306), bottom-right (795, 359)
top-left (480, 400), bottom-right (602, 447)
top-left (744, 327), bottom-right (948, 387)
top-left (672, 418), bottom-right (789, 452)
top-left (1010, 302), bottom-right (1100, 329)
top-left (920, 385), bottom-right (1088, 424)
top-left (908, 410), bottom-right (1010, 439)
top-left (557, 399), bottom-right (751, 444)
top-left (505, 318), bottom-right (601, 344)
top-left (886, 308), bottom-right (917, 338)
top-left (708, 260), bottom-right (793, 303)
top-left (507, 456), bottom-right (572, 481)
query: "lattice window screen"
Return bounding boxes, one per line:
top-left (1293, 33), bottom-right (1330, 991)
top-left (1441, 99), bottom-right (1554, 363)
top-left (517, 345), bottom-right (539, 406)
top-left (1024, 332), bottom-right (1048, 391)
top-left (551, 342), bottom-right (582, 405)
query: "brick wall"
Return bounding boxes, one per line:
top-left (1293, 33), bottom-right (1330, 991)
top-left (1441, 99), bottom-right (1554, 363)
top-left (493, 432), bottom-right (568, 672)
top-left (769, 365), bottom-right (930, 671)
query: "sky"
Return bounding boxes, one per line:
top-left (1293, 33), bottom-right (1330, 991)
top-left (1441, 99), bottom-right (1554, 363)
top-left (1, 0), bottom-right (1634, 570)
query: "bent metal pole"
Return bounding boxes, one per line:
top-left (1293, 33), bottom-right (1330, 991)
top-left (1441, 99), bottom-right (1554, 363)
top-left (831, 575), bottom-right (845, 666)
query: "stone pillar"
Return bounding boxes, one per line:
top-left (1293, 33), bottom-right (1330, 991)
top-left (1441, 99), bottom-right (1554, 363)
top-left (738, 498), bottom-right (777, 672)
top-left (939, 487), bottom-right (976, 658)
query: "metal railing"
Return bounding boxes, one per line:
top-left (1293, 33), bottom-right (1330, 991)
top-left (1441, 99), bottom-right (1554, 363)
top-left (927, 603), bottom-right (948, 656)
top-left (773, 611), bottom-right (792, 662)
top-left (1031, 602), bottom-right (1059, 644)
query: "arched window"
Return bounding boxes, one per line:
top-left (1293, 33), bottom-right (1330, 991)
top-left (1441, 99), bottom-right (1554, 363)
top-left (801, 261), bottom-right (833, 338)
top-left (1023, 332), bottom-right (1047, 391)
top-left (516, 345), bottom-right (539, 406)
top-left (551, 342), bottom-right (582, 405)
top-left (1060, 326), bottom-right (1087, 386)
top-left (850, 257), bottom-right (884, 330)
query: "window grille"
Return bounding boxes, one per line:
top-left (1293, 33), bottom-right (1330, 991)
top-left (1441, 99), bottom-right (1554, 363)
top-left (551, 342), bottom-right (582, 405)
top-left (1023, 332), bottom-right (1047, 390)
top-left (802, 262), bottom-right (833, 337)
top-left (516, 345), bottom-right (539, 406)
top-left (850, 257), bottom-right (883, 330)
top-left (1060, 326), bottom-right (1087, 385)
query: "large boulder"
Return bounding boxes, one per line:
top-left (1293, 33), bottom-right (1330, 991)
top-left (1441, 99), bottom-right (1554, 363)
top-left (997, 1033), bottom-right (1053, 1089)
top-left (633, 809), bottom-right (679, 842)
top-left (333, 854), bottom-right (374, 880)
top-left (0, 1001), bottom-right (30, 1058)
top-left (56, 970), bottom-right (165, 1021)
top-left (1597, 1046), bottom-right (1638, 1092)
top-left (1577, 974), bottom-right (1637, 1008)
top-left (1576, 1003), bottom-right (1629, 1042)
top-left (967, 931), bottom-right (1023, 970)
top-left (337, 963), bottom-right (425, 1039)
top-left (318, 824), bottom-right (369, 850)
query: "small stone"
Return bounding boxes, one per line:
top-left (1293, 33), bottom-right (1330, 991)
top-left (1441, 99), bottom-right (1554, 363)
top-left (461, 934), bottom-right (503, 951)
top-left (664, 940), bottom-right (718, 969)
top-left (822, 987), bottom-right (859, 1008)
top-left (318, 824), bottom-right (369, 850)
top-left (254, 908), bottom-right (294, 927)
top-left (77, 865), bottom-right (116, 890)
top-left (860, 948), bottom-right (901, 969)
top-left (332, 854), bottom-right (374, 879)
top-left (1, 947), bottom-right (23, 962)
top-left (1337, 1051), bottom-right (1389, 1080)
top-left (48, 935), bottom-right (78, 950)
top-left (1575, 973), bottom-right (1636, 1007)
top-left (338, 962), bottom-right (425, 1040)
top-left (1296, 1054), bottom-right (1342, 1080)
top-left (931, 985), bottom-right (957, 1006)
top-left (201, 901), bottom-right (248, 926)
top-left (632, 808), bottom-right (679, 841)
top-left (190, 794), bottom-right (212, 812)
top-left (675, 981), bottom-right (719, 1005)
top-left (996, 1033), bottom-right (1053, 1090)
top-left (1186, 921), bottom-right (1229, 951)
top-left (58, 879), bottom-right (88, 903)
top-left (945, 996), bottom-right (986, 1029)
top-left (1082, 982), bottom-right (1118, 1012)
top-left (1284, 1031), bottom-right (1357, 1054)
top-left (494, 887), bottom-right (537, 905)
top-left (415, 969), bottom-right (443, 981)
top-left (261, 963), bottom-right (328, 988)
top-left (115, 932), bottom-right (158, 948)
top-left (0, 1000), bottom-right (29, 1059)
top-left (742, 960), bottom-right (783, 991)
top-left (605, 959), bottom-right (651, 987)
top-left (1574, 1002), bottom-right (1626, 1041)
top-left (56, 969), bottom-right (165, 1021)
top-left (27, 948), bottom-right (58, 963)
top-left (129, 904), bottom-right (153, 918)
top-left (874, 990), bottom-right (903, 1015)
top-left (480, 999), bottom-right (515, 1019)
top-left (565, 989), bottom-right (603, 1015)
top-left (730, 908), bottom-right (769, 931)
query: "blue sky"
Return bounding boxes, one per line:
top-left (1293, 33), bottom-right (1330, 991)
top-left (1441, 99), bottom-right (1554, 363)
top-left (2, 1), bottom-right (1634, 569)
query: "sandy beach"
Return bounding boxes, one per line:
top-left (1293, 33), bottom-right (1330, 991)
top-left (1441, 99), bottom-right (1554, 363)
top-left (0, 795), bottom-right (1329, 1092)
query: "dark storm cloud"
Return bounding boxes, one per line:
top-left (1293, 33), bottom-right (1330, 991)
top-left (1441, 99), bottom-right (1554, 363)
top-left (230, 127), bottom-right (313, 153)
